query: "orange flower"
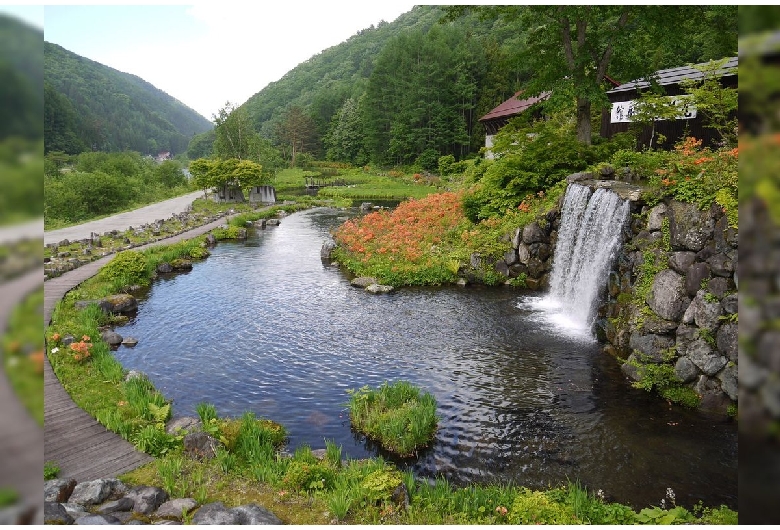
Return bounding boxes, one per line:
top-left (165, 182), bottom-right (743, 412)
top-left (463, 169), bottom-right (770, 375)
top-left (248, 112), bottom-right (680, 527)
top-left (28, 350), bottom-right (44, 375)
top-left (82, 335), bottom-right (91, 342)
top-left (51, 333), bottom-right (61, 342)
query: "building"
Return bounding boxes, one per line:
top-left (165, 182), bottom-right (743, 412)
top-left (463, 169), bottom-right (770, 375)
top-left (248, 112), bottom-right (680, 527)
top-left (600, 57), bottom-right (738, 149)
top-left (478, 92), bottom-right (549, 159)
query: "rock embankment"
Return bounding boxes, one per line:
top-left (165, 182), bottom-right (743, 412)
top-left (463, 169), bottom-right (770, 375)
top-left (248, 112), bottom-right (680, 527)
top-left (43, 477), bottom-right (283, 525)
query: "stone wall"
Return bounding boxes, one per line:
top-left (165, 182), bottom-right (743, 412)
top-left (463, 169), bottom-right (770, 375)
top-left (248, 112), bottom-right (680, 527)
top-left (489, 176), bottom-right (739, 415)
top-left (598, 196), bottom-right (738, 414)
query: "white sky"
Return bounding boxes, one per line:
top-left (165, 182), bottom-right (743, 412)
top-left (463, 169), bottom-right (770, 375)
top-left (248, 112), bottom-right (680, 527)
top-left (22, 1), bottom-right (417, 121)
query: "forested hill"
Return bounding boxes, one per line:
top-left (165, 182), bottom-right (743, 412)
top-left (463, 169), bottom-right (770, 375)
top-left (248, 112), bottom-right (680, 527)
top-left (44, 41), bottom-right (213, 155)
top-left (235, 5), bottom-right (736, 169)
top-left (0, 14), bottom-right (43, 140)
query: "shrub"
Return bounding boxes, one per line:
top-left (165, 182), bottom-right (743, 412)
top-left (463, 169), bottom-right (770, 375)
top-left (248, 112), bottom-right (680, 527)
top-left (44, 461), bottom-right (60, 480)
top-left (346, 381), bottom-right (438, 457)
top-left (98, 250), bottom-right (148, 288)
top-left (282, 460), bottom-right (336, 492)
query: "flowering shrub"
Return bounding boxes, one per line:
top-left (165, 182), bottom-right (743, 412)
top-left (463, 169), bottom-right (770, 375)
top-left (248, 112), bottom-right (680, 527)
top-left (642, 137), bottom-right (738, 227)
top-left (333, 192), bottom-right (465, 286)
top-left (69, 335), bottom-right (93, 362)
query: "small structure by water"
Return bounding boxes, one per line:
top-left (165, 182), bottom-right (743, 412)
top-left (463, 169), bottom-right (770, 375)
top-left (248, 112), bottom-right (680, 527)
top-left (249, 185), bottom-right (276, 205)
top-left (546, 183), bottom-right (630, 330)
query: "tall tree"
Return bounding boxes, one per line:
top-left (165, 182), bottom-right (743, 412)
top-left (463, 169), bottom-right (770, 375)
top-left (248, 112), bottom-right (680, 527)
top-left (324, 97), bottom-right (365, 164)
top-left (275, 106), bottom-right (317, 167)
top-left (212, 101), bottom-right (258, 160)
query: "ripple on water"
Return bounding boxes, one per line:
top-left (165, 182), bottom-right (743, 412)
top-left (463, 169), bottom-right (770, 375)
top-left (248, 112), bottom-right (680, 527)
top-left (112, 208), bottom-right (737, 511)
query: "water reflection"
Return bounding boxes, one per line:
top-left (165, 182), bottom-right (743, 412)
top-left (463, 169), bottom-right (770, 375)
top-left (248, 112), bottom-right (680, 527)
top-left (113, 208), bottom-right (736, 511)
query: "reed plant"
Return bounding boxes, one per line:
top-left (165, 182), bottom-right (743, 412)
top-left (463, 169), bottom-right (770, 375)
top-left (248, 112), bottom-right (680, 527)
top-left (346, 380), bottom-right (438, 457)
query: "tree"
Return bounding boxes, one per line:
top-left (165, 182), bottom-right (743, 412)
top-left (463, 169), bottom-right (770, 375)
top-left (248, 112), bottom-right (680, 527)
top-left (275, 106), bottom-right (317, 167)
top-left (444, 5), bottom-right (737, 145)
top-left (188, 157), bottom-right (267, 197)
top-left (324, 97), bottom-right (365, 164)
top-left (213, 101), bottom-right (261, 160)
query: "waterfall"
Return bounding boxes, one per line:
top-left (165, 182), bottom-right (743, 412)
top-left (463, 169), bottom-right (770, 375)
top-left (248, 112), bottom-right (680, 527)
top-left (545, 183), bottom-right (630, 330)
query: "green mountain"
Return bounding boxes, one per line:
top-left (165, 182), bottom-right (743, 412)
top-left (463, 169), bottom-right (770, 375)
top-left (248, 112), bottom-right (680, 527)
top-left (0, 14), bottom-right (43, 140)
top-left (44, 41), bottom-right (213, 155)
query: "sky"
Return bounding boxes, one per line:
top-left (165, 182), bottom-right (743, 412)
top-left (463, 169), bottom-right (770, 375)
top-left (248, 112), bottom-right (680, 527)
top-left (16, 1), bottom-right (417, 121)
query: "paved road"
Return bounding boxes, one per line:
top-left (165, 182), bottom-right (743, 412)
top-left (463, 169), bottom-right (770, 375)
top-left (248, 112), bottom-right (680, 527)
top-left (44, 190), bottom-right (206, 245)
top-left (0, 218), bottom-right (43, 245)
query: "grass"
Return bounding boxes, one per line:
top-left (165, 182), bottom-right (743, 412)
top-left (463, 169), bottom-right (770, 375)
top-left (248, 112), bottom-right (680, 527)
top-left (346, 381), bottom-right (439, 457)
top-left (44, 461), bottom-right (60, 480)
top-left (1, 286), bottom-right (44, 425)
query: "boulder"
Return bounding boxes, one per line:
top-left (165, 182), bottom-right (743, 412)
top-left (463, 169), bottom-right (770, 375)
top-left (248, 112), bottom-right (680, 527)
top-left (667, 200), bottom-right (715, 252)
top-left (69, 479), bottom-right (115, 506)
top-left (44, 478), bottom-right (77, 502)
top-left (95, 497), bottom-right (134, 514)
top-left (366, 284), bottom-right (395, 294)
top-left (628, 332), bottom-right (674, 362)
top-left (170, 259), bottom-right (193, 271)
top-left (686, 338), bottom-right (727, 376)
top-left (44, 502), bottom-right (73, 525)
top-left (102, 294), bottom-right (138, 314)
top-left (690, 290), bottom-right (723, 332)
top-left (74, 514), bottom-right (122, 524)
top-left (122, 337), bottom-right (139, 347)
top-left (717, 364), bottom-right (738, 401)
top-left (154, 498), bottom-right (199, 520)
top-left (166, 416), bottom-right (201, 435)
top-left (232, 504), bottom-right (283, 525)
top-left (101, 330), bottom-right (124, 346)
top-left (566, 171), bottom-right (595, 184)
top-left (716, 322), bottom-right (738, 361)
top-left (205, 234), bottom-right (217, 246)
top-left (126, 486), bottom-right (169, 515)
top-left (156, 262), bottom-right (173, 274)
top-left (321, 240), bottom-right (337, 261)
top-left (706, 277), bottom-right (732, 299)
top-left (183, 432), bottom-right (221, 460)
top-left (708, 253), bottom-right (734, 277)
top-left (61, 502), bottom-right (91, 521)
top-left (350, 277), bottom-right (377, 288)
top-left (684, 262), bottom-right (710, 297)
top-left (646, 203), bottom-right (667, 232)
top-left (674, 357), bottom-right (699, 383)
top-left (517, 243), bottom-right (531, 265)
top-left (646, 269), bottom-right (688, 321)
top-left (192, 502), bottom-right (241, 525)
top-left (522, 222), bottom-right (546, 244)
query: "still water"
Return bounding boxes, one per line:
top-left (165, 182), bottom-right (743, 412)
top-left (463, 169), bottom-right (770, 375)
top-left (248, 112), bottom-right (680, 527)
top-left (114, 207), bottom-right (737, 510)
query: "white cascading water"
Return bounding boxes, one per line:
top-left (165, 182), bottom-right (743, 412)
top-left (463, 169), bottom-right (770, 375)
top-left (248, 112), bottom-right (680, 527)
top-left (543, 183), bottom-right (630, 332)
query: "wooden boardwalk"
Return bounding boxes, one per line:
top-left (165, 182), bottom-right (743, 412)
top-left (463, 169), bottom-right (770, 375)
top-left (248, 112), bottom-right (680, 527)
top-left (44, 216), bottom-right (233, 482)
top-left (0, 269), bottom-right (45, 515)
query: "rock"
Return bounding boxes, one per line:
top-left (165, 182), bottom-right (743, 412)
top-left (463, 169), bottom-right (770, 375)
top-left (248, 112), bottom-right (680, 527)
top-left (96, 497), bottom-right (135, 514)
top-left (674, 357), bottom-right (699, 383)
top-left (716, 322), bottom-right (738, 361)
top-left (44, 478), bottom-right (77, 502)
top-left (44, 502), bottom-right (74, 525)
top-left (360, 202), bottom-right (374, 212)
top-left (321, 240), bottom-right (337, 261)
top-left (706, 276), bottom-right (732, 299)
top-left (717, 364), bottom-right (738, 401)
top-left (74, 514), bottom-right (122, 524)
top-left (102, 330), bottom-right (124, 346)
top-left (69, 479), bottom-right (114, 506)
top-left (183, 432), bottom-right (221, 460)
top-left (517, 243), bottom-right (531, 265)
top-left (350, 276), bottom-right (377, 288)
top-left (232, 504), bottom-right (283, 525)
top-left (686, 339), bottom-right (727, 376)
top-left (166, 416), bottom-right (201, 435)
top-left (620, 353), bottom-right (641, 381)
top-left (690, 290), bottom-right (723, 332)
top-left (154, 498), bottom-right (198, 520)
top-left (61, 502), bottom-right (91, 520)
top-left (646, 203), bottom-right (667, 231)
top-left (205, 234), bottom-right (217, 246)
top-left (266, 219), bottom-right (280, 227)
top-left (522, 222), bottom-right (545, 244)
top-left (494, 260), bottom-right (510, 278)
top-left (740, 354), bottom-right (768, 391)
top-left (391, 483), bottom-right (410, 510)
top-left (122, 337), bottom-right (139, 346)
top-left (126, 486), bottom-right (168, 515)
top-left (566, 171), bottom-right (595, 183)
top-left (366, 284), bottom-right (395, 294)
top-left (646, 269), bottom-right (689, 321)
top-left (504, 248), bottom-right (518, 266)
top-left (192, 502), bottom-right (241, 525)
top-left (667, 200), bottom-right (715, 252)
top-left (125, 370), bottom-right (145, 382)
top-left (684, 262), bottom-right (710, 297)
top-left (628, 332), bottom-right (674, 362)
top-left (639, 314), bottom-right (678, 335)
top-left (511, 227), bottom-right (522, 249)
top-left (102, 294), bottom-right (138, 314)
top-left (170, 259), bottom-right (193, 270)
top-left (708, 253), bottom-right (734, 277)
top-left (456, 278), bottom-right (468, 287)
top-left (156, 262), bottom-right (173, 274)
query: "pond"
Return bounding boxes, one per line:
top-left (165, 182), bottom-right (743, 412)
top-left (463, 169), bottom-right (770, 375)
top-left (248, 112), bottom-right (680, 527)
top-left (113, 207), bottom-right (737, 511)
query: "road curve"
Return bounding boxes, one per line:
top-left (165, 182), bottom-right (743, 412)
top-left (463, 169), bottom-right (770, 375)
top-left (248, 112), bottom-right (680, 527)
top-left (44, 190), bottom-right (206, 246)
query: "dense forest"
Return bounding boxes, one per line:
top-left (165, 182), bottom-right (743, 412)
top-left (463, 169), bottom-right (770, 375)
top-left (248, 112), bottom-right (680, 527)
top-left (44, 42), bottom-right (213, 155)
top-left (209, 5), bottom-right (737, 169)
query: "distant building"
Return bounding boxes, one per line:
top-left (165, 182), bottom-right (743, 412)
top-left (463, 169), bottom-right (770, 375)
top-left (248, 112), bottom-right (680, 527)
top-left (600, 57), bottom-right (738, 149)
top-left (478, 92), bottom-right (549, 159)
top-left (155, 151), bottom-right (172, 163)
